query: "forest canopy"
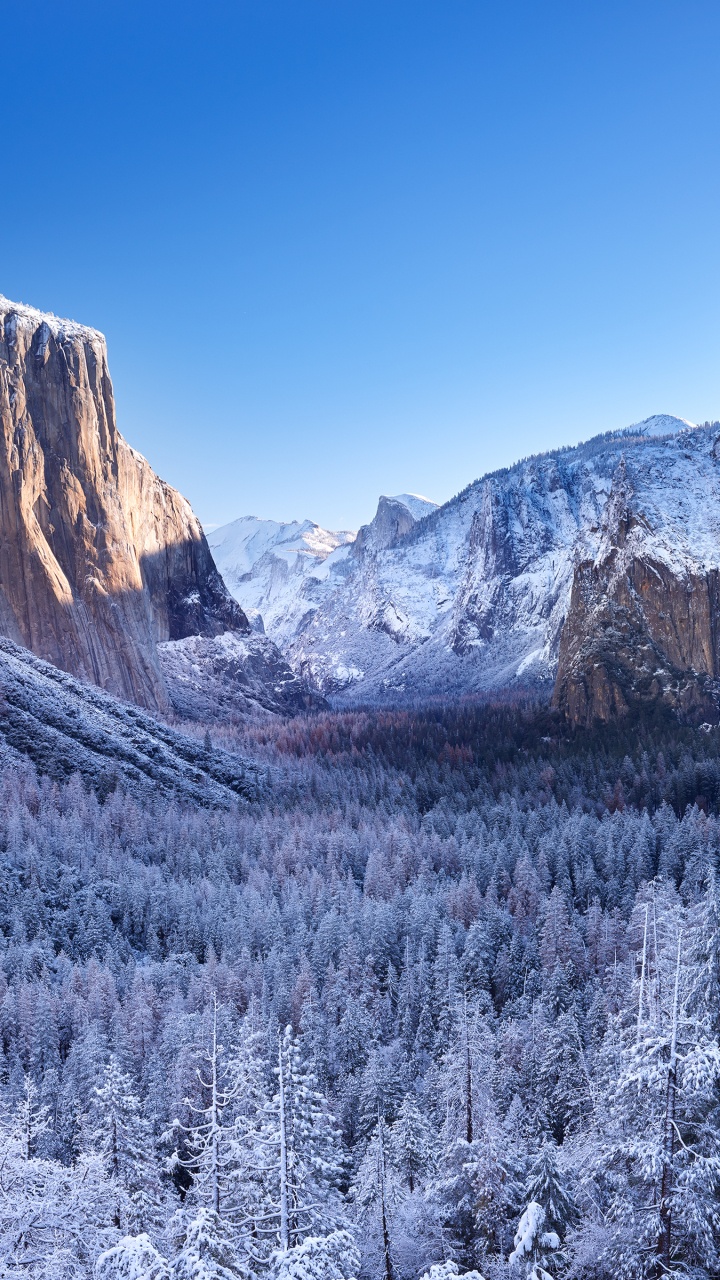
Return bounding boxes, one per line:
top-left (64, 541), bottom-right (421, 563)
top-left (1, 700), bottom-right (719, 1280)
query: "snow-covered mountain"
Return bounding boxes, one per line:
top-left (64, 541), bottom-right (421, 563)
top-left (207, 516), bottom-right (356, 642)
top-left (212, 414), bottom-right (720, 720)
top-left (630, 413), bottom-right (696, 437)
top-left (208, 494), bottom-right (438, 645)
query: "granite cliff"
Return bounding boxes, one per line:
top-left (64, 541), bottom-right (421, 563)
top-left (0, 295), bottom-right (304, 717)
top-left (552, 445), bottom-right (720, 726)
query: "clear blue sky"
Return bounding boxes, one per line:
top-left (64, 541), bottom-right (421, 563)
top-left (2, 1), bottom-right (719, 530)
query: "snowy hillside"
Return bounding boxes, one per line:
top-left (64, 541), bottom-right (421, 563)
top-left (159, 629), bottom-right (325, 721)
top-left (0, 637), bottom-right (261, 804)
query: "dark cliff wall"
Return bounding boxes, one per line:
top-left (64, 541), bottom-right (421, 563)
top-left (553, 504), bottom-right (720, 726)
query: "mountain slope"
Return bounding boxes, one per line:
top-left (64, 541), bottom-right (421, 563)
top-left (0, 636), bottom-right (260, 804)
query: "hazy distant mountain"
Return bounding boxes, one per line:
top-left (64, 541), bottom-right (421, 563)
top-left (208, 494), bottom-right (438, 645)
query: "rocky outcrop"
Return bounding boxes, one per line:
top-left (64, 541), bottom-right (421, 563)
top-left (553, 454), bottom-right (720, 726)
top-left (0, 296), bottom-right (247, 711)
top-left (553, 551), bottom-right (720, 726)
top-left (353, 495), bottom-right (432, 554)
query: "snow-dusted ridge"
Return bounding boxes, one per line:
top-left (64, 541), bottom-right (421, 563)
top-left (0, 293), bottom-right (105, 343)
top-left (627, 413), bottom-right (696, 437)
top-left (0, 636), bottom-right (261, 804)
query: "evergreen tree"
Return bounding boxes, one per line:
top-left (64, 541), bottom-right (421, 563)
top-left (95, 1233), bottom-right (170, 1280)
top-left (388, 1093), bottom-right (434, 1194)
top-left (352, 1118), bottom-right (398, 1280)
top-left (525, 1141), bottom-right (574, 1243)
top-left (86, 1056), bottom-right (161, 1231)
top-left (171, 1208), bottom-right (250, 1280)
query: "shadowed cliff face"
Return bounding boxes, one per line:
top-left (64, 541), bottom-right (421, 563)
top-left (0, 297), bottom-right (248, 711)
top-left (553, 469), bottom-right (720, 726)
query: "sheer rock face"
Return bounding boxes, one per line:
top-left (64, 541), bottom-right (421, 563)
top-left (553, 454), bottom-right (720, 726)
top-left (0, 296), bottom-right (247, 711)
top-left (353, 496), bottom-right (429, 554)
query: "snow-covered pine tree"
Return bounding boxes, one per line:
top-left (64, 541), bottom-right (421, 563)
top-left (352, 1117), bottom-right (398, 1280)
top-left (508, 1200), bottom-right (561, 1280)
top-left (418, 1261), bottom-right (487, 1280)
top-left (170, 998), bottom-right (243, 1221)
top-left (524, 1140), bottom-right (574, 1243)
top-left (265, 1025), bottom-right (348, 1251)
top-left (388, 1093), bottom-right (434, 1194)
top-left (271, 1229), bottom-right (359, 1280)
top-left (95, 1233), bottom-right (170, 1280)
top-left (426, 996), bottom-right (505, 1267)
top-left (85, 1056), bottom-right (162, 1232)
top-left (171, 1207), bottom-right (251, 1280)
top-left (576, 889), bottom-right (720, 1278)
top-left (0, 1087), bottom-right (115, 1278)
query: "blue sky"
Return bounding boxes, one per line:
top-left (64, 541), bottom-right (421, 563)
top-left (3, 1), bottom-right (720, 530)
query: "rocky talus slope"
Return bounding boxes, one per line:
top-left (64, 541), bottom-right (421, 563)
top-left (0, 296), bottom-right (309, 719)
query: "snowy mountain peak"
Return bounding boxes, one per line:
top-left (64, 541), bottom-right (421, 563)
top-left (208, 514), bottom-right (356, 643)
top-left (208, 493), bottom-right (439, 645)
top-left (208, 515), bottom-right (354, 578)
top-left (388, 493), bottom-right (439, 520)
top-left (628, 413), bottom-right (696, 437)
top-left (355, 493), bottom-right (440, 554)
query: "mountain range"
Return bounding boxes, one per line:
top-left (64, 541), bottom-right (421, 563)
top-left (1, 291), bottom-right (719, 745)
top-left (212, 413), bottom-right (720, 725)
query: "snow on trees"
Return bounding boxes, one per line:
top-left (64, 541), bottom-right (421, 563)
top-left (1, 705), bottom-right (720, 1279)
top-left (508, 1201), bottom-right (561, 1279)
top-left (95, 1233), bottom-right (170, 1280)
